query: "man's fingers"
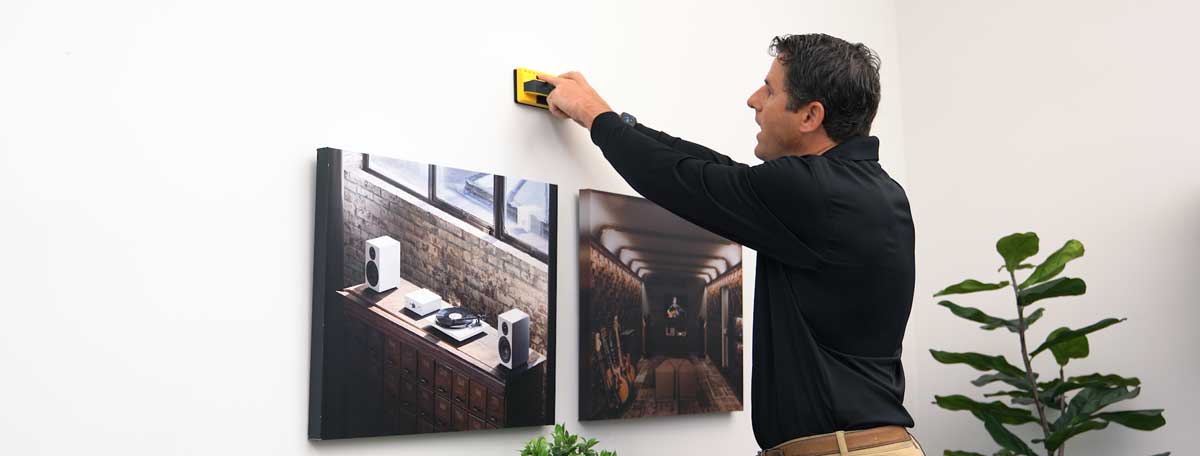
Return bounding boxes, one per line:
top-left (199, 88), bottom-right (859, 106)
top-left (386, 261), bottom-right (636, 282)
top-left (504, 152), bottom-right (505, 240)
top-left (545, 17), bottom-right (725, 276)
top-left (536, 73), bottom-right (563, 85)
top-left (547, 99), bottom-right (568, 119)
top-left (566, 71), bottom-right (587, 83)
top-left (551, 106), bottom-right (569, 119)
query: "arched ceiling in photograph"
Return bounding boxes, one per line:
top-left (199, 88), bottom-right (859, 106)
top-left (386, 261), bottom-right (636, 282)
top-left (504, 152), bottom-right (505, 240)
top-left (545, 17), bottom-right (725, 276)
top-left (582, 190), bottom-right (741, 284)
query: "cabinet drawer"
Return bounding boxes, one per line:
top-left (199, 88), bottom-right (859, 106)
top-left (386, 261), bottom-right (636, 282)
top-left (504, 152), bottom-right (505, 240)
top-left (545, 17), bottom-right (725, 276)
top-left (399, 409), bottom-right (417, 435)
top-left (452, 405), bottom-right (469, 431)
top-left (385, 337), bottom-right (404, 368)
top-left (434, 395), bottom-right (452, 430)
top-left (382, 404), bottom-right (399, 435)
top-left (383, 362), bottom-right (401, 394)
top-left (486, 391), bottom-right (505, 427)
top-left (469, 380), bottom-right (487, 416)
top-left (383, 380), bottom-right (401, 408)
top-left (417, 386), bottom-right (434, 416)
top-left (400, 343), bottom-right (417, 377)
top-left (417, 418), bottom-right (434, 434)
top-left (399, 380), bottom-right (417, 410)
top-left (417, 353), bottom-right (435, 388)
top-left (452, 372), bottom-right (469, 406)
top-left (435, 363), bottom-right (453, 397)
top-left (365, 327), bottom-right (383, 362)
top-left (469, 414), bottom-right (486, 431)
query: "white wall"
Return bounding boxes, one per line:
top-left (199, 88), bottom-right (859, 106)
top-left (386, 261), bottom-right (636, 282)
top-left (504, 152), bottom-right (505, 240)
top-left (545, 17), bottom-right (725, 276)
top-left (0, 1), bottom-right (907, 454)
top-left (896, 1), bottom-right (1200, 454)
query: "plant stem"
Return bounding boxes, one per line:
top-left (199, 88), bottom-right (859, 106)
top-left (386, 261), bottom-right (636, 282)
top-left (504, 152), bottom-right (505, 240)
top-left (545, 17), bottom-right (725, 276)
top-left (1057, 366), bottom-right (1067, 456)
top-left (1009, 270), bottom-right (1053, 453)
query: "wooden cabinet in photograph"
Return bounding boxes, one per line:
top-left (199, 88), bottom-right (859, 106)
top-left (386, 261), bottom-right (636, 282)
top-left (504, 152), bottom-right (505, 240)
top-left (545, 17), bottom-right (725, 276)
top-left (338, 281), bottom-right (547, 438)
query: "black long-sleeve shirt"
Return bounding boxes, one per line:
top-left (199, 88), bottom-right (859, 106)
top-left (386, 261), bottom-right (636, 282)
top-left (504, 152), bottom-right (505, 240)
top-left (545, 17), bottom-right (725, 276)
top-left (589, 111), bottom-right (916, 449)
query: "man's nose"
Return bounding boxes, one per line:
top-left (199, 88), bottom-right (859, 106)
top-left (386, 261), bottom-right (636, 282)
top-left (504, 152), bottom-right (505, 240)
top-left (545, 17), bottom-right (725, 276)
top-left (747, 88), bottom-right (761, 110)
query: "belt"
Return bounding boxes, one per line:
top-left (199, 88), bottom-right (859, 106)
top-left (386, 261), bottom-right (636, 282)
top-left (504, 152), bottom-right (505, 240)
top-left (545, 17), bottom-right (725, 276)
top-left (757, 426), bottom-right (911, 456)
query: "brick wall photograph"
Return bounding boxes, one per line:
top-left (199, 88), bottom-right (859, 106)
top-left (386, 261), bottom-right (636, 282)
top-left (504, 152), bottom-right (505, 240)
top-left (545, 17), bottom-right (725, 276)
top-left (337, 151), bottom-right (551, 354)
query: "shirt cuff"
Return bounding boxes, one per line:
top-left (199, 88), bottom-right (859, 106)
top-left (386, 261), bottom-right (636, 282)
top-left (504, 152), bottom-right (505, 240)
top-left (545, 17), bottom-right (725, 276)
top-left (589, 111), bottom-right (623, 147)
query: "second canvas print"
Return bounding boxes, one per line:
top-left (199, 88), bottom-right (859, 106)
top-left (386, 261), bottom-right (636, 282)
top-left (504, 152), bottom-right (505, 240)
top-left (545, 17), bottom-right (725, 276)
top-left (578, 189), bottom-right (743, 421)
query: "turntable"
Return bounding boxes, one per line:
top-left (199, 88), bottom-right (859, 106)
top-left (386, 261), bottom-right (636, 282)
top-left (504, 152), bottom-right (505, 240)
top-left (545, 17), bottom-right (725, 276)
top-left (435, 307), bottom-right (482, 329)
top-left (429, 306), bottom-right (488, 341)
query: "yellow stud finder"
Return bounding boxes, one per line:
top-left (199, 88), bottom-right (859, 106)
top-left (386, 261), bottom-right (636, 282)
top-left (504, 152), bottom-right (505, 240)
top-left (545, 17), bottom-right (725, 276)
top-left (514, 68), bottom-right (555, 109)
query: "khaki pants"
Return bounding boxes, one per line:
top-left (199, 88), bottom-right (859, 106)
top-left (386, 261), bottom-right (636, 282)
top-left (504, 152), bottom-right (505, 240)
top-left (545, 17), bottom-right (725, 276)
top-left (762, 429), bottom-right (926, 456)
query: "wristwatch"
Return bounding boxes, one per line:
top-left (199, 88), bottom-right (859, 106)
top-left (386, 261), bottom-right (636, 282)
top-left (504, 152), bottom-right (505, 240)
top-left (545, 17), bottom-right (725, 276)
top-left (620, 112), bottom-right (637, 127)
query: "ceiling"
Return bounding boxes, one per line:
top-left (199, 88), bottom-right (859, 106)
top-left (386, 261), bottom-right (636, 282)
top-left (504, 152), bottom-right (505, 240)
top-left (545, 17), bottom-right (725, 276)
top-left (580, 190), bottom-right (741, 284)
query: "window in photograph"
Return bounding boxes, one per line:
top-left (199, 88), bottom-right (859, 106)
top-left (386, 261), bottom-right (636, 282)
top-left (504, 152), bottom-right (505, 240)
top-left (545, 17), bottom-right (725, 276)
top-left (436, 166), bottom-right (494, 227)
top-left (504, 178), bottom-right (550, 255)
top-left (366, 155), bottom-right (429, 197)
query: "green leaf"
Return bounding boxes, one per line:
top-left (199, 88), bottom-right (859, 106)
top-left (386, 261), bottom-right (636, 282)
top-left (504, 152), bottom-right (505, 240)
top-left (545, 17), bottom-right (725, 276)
top-left (981, 390), bottom-right (1037, 407)
top-left (938, 301), bottom-right (1008, 330)
top-left (1017, 277), bottom-right (1086, 306)
top-left (1031, 318), bottom-right (1125, 357)
top-left (937, 301), bottom-right (1044, 333)
top-left (996, 232), bottom-right (1039, 273)
top-left (934, 395), bottom-right (1039, 425)
top-left (931, 350), bottom-right (1027, 378)
top-left (934, 279), bottom-right (1010, 297)
top-left (1054, 386), bottom-right (1141, 430)
top-left (972, 372), bottom-right (1035, 391)
top-left (983, 390), bottom-right (1030, 399)
top-left (1037, 373), bottom-right (1141, 408)
top-left (1021, 307), bottom-right (1046, 331)
top-left (1045, 326), bottom-right (1090, 366)
top-left (1043, 419), bottom-right (1108, 451)
top-left (976, 410), bottom-right (1037, 456)
top-left (1067, 373), bottom-right (1141, 388)
top-left (1019, 239), bottom-right (1085, 289)
top-left (998, 263), bottom-right (1035, 272)
top-left (1094, 409), bottom-right (1166, 431)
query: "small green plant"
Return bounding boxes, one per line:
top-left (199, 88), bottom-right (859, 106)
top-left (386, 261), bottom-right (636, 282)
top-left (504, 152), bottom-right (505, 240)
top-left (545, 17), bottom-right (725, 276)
top-left (519, 423), bottom-right (617, 456)
top-left (931, 232), bottom-right (1168, 456)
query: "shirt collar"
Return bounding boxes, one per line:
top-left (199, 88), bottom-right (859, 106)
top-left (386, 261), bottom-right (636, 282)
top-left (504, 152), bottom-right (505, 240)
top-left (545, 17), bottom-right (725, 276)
top-left (821, 136), bottom-right (879, 161)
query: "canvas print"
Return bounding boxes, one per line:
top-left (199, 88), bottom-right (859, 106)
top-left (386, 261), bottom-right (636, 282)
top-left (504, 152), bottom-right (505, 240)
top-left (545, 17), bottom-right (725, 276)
top-left (309, 148), bottom-right (556, 439)
top-left (578, 189), bottom-right (743, 421)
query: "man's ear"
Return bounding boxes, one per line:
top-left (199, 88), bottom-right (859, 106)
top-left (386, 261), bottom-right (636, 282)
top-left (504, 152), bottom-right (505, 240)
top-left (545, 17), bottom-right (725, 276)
top-left (797, 100), bottom-right (825, 133)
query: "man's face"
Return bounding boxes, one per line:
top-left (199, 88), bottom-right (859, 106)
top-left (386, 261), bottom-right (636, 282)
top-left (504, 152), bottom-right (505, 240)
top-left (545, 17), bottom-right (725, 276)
top-left (747, 57), bottom-right (806, 161)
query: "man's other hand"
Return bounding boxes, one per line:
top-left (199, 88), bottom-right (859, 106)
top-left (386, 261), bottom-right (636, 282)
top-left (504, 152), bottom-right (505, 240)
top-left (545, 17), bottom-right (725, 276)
top-left (536, 71), bottom-right (613, 130)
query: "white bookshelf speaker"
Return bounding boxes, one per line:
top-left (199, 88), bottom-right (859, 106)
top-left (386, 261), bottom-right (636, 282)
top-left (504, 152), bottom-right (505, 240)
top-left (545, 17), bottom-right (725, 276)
top-left (497, 309), bottom-right (530, 369)
top-left (365, 235), bottom-right (401, 292)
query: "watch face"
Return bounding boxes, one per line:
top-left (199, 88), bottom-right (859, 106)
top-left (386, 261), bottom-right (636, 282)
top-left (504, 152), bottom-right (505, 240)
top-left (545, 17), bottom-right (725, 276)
top-left (621, 112), bottom-right (636, 126)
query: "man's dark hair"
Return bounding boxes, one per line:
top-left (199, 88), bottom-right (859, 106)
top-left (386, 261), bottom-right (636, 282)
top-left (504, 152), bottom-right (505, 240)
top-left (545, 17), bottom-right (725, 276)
top-left (768, 34), bottom-right (881, 143)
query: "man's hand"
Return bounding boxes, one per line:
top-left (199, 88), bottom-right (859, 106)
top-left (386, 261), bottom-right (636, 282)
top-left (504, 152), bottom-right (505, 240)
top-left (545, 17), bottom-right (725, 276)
top-left (536, 71), bottom-right (613, 130)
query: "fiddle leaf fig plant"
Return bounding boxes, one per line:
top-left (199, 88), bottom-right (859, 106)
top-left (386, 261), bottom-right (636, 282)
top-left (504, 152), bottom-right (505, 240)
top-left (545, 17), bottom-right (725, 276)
top-left (932, 232), bottom-right (1168, 456)
top-left (519, 423), bottom-right (617, 456)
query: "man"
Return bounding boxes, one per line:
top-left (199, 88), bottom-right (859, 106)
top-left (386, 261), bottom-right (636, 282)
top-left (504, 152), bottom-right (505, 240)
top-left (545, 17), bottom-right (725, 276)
top-left (541, 33), bottom-right (923, 456)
